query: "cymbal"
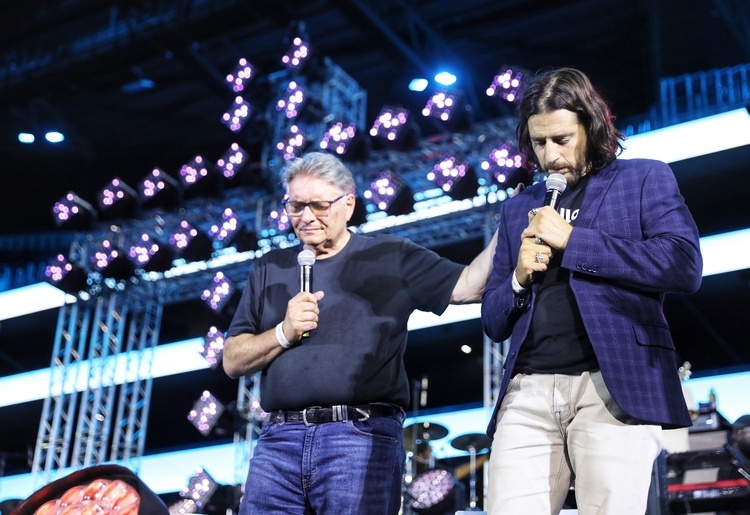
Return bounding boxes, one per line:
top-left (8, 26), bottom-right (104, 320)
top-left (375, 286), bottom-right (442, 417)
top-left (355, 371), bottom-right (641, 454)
top-left (403, 421), bottom-right (448, 442)
top-left (451, 433), bottom-right (492, 452)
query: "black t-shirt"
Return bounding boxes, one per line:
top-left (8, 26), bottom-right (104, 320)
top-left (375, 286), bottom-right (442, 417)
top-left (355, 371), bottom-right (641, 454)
top-left (514, 174), bottom-right (599, 374)
top-left (226, 232), bottom-right (465, 411)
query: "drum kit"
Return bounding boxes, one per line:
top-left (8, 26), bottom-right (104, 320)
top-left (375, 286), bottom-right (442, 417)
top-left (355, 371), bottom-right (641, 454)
top-left (402, 422), bottom-right (492, 514)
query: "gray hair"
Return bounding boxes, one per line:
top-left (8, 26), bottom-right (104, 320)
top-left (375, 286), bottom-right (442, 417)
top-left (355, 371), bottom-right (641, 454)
top-left (280, 152), bottom-right (356, 194)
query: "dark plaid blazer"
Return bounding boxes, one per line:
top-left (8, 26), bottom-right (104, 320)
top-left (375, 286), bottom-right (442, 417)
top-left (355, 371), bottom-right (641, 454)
top-left (482, 158), bottom-right (703, 436)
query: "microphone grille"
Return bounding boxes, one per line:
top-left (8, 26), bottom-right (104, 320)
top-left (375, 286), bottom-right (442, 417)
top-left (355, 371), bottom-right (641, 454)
top-left (546, 173), bottom-right (567, 193)
top-left (297, 249), bottom-right (316, 266)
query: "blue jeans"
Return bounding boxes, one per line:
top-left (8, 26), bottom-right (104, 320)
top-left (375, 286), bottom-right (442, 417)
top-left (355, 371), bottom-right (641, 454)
top-left (239, 411), bottom-right (405, 514)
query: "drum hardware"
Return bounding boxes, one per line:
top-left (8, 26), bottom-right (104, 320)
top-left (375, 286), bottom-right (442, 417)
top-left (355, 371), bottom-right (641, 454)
top-left (451, 433), bottom-right (492, 510)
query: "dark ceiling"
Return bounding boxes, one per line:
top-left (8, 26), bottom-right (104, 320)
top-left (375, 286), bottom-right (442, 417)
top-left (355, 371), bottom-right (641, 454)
top-left (1, 0), bottom-right (750, 483)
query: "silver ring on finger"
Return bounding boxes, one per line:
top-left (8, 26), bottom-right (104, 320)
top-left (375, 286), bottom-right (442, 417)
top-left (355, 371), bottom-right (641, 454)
top-left (535, 253), bottom-right (545, 263)
top-left (534, 236), bottom-right (544, 245)
top-left (529, 208), bottom-right (539, 217)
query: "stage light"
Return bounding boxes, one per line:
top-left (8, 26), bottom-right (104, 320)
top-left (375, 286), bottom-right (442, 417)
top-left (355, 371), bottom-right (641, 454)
top-left (215, 143), bottom-right (249, 182)
top-left (18, 132), bottom-right (34, 143)
top-left (409, 78), bottom-right (429, 92)
top-left (267, 203), bottom-right (293, 233)
top-left (44, 254), bottom-right (89, 295)
top-left (369, 106), bottom-right (410, 141)
top-left (187, 393), bottom-right (225, 438)
top-left (434, 71), bottom-right (457, 86)
top-left (220, 96), bottom-right (252, 133)
top-left (363, 170), bottom-right (415, 216)
top-left (281, 37), bottom-right (311, 72)
top-left (276, 124), bottom-right (309, 161)
top-left (276, 80), bottom-right (307, 119)
top-left (139, 167), bottom-right (180, 210)
top-left (45, 131), bottom-right (64, 143)
top-left (319, 120), bottom-right (362, 157)
top-left (52, 192), bottom-right (97, 230)
top-left (178, 155), bottom-right (218, 199)
top-left (207, 208), bottom-right (258, 252)
top-left (168, 220), bottom-right (213, 263)
top-left (481, 143), bottom-right (528, 189)
top-left (427, 156), bottom-right (479, 200)
top-left (225, 58), bottom-right (255, 93)
top-left (127, 233), bottom-right (175, 273)
top-left (422, 90), bottom-right (459, 121)
top-left (200, 327), bottom-right (225, 369)
top-left (97, 177), bottom-right (139, 220)
top-left (486, 66), bottom-right (529, 102)
top-left (200, 272), bottom-right (241, 317)
top-left (90, 239), bottom-right (135, 281)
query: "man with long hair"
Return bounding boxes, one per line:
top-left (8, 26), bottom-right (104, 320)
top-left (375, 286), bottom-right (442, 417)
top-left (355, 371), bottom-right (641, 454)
top-left (481, 67), bottom-right (703, 513)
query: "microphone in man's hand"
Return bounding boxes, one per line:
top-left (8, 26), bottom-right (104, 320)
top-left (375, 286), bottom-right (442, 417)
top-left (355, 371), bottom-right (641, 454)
top-left (297, 249), bottom-right (316, 338)
top-left (298, 249), bottom-right (316, 293)
top-left (544, 173), bottom-right (568, 209)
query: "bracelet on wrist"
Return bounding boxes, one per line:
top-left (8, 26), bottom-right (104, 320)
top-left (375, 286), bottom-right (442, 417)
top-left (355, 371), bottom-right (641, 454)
top-left (275, 322), bottom-right (292, 349)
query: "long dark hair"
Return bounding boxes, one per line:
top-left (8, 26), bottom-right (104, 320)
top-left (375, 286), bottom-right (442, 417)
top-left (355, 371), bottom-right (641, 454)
top-left (516, 67), bottom-right (625, 172)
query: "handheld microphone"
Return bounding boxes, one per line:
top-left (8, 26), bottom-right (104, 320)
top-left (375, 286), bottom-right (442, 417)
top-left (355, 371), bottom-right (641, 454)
top-left (544, 173), bottom-right (567, 209)
top-left (297, 249), bottom-right (316, 338)
top-left (298, 249), bottom-right (315, 293)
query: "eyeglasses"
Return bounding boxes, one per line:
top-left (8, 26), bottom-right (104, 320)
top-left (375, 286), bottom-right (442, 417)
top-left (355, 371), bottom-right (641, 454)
top-left (282, 194), bottom-right (347, 216)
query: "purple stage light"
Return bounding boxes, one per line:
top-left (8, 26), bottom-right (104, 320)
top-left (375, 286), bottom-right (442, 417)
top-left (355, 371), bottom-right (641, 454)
top-left (363, 170), bottom-right (414, 216)
top-left (225, 58), bottom-right (255, 92)
top-left (276, 125), bottom-right (309, 161)
top-left (369, 107), bottom-right (410, 141)
top-left (221, 96), bottom-right (252, 132)
top-left (281, 37), bottom-right (311, 72)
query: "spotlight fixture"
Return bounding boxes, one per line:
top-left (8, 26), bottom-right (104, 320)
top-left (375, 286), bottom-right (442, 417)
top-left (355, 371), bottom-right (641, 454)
top-left (127, 233), bottom-right (175, 273)
top-left (200, 271), bottom-right (241, 317)
top-left (215, 143), bottom-right (249, 183)
top-left (363, 170), bottom-right (415, 216)
top-left (44, 254), bottom-right (89, 295)
top-left (52, 192), bottom-right (97, 230)
top-left (267, 202), bottom-right (293, 233)
top-left (319, 120), bottom-right (363, 158)
top-left (276, 124), bottom-right (309, 161)
top-left (480, 143), bottom-right (528, 189)
top-left (486, 66), bottom-right (529, 103)
top-left (200, 327), bottom-right (225, 368)
top-left (225, 58), bottom-right (255, 93)
top-left (168, 220), bottom-right (214, 263)
top-left (96, 177), bottom-right (139, 220)
top-left (422, 90), bottom-right (459, 121)
top-left (138, 167), bottom-right (180, 210)
top-left (281, 37), bottom-right (311, 72)
top-left (187, 393), bottom-right (225, 437)
top-left (207, 208), bottom-right (258, 253)
top-left (221, 96), bottom-right (252, 133)
top-left (369, 106), bottom-right (410, 141)
top-left (90, 239), bottom-right (135, 281)
top-left (427, 156), bottom-right (479, 200)
top-left (178, 155), bottom-right (218, 199)
top-left (275, 81), bottom-right (307, 120)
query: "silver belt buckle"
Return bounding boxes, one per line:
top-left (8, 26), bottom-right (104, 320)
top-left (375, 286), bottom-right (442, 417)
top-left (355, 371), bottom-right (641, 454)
top-left (302, 407), bottom-right (313, 426)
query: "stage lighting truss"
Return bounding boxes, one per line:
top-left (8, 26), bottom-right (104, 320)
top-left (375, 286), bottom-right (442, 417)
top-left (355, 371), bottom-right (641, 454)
top-left (200, 327), bottom-right (225, 368)
top-left (363, 169), bottom-right (415, 217)
top-left (225, 58), bottom-right (255, 93)
top-left (427, 155), bottom-right (479, 200)
top-left (138, 167), bottom-right (180, 210)
top-left (486, 66), bottom-right (529, 103)
top-left (369, 106), bottom-right (410, 141)
top-left (52, 192), bottom-right (97, 229)
top-left (319, 120), bottom-right (358, 155)
top-left (480, 143), bottom-right (526, 184)
top-left (44, 254), bottom-right (89, 295)
top-left (276, 124), bottom-right (309, 161)
top-left (281, 37), bottom-right (311, 72)
top-left (215, 143), bottom-right (248, 181)
top-left (200, 271), bottom-right (237, 313)
top-left (168, 220), bottom-right (214, 263)
top-left (97, 177), bottom-right (139, 220)
top-left (127, 233), bottom-right (175, 273)
top-left (221, 95), bottom-right (252, 133)
top-left (422, 90), bottom-right (459, 121)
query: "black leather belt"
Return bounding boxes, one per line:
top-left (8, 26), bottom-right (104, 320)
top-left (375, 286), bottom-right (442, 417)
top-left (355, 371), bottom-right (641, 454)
top-left (270, 404), bottom-right (404, 426)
